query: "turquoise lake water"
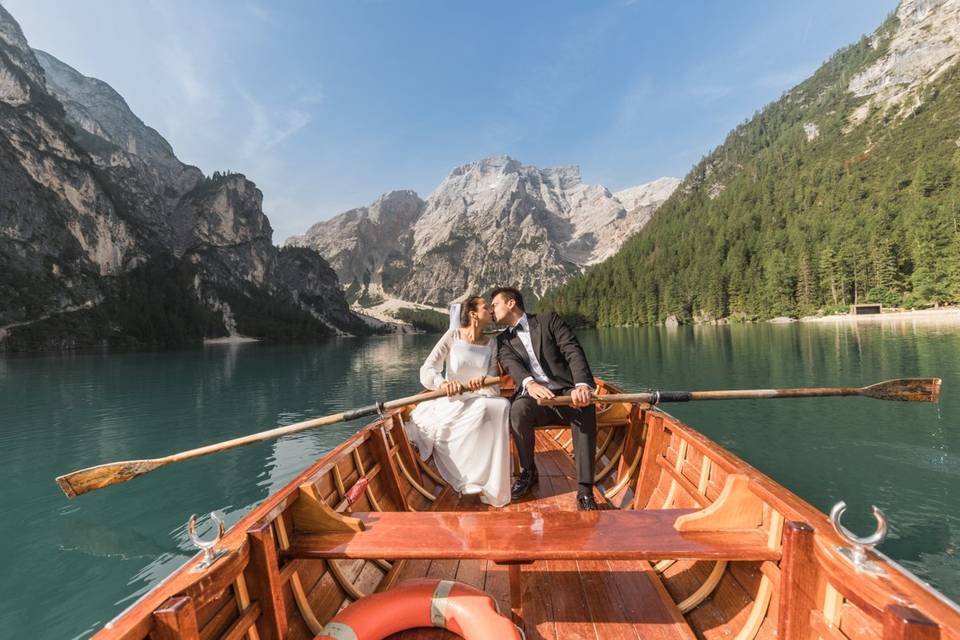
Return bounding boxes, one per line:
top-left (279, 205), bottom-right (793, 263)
top-left (0, 321), bottom-right (956, 638)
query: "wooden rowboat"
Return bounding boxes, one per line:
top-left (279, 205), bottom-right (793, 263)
top-left (90, 378), bottom-right (960, 640)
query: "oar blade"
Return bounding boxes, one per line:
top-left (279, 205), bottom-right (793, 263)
top-left (861, 378), bottom-right (942, 402)
top-left (56, 459), bottom-right (166, 498)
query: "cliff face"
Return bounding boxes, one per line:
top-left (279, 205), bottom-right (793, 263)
top-left (0, 6), bottom-right (134, 336)
top-left (0, 6), bottom-right (367, 350)
top-left (290, 189), bottom-right (425, 301)
top-left (847, 0), bottom-right (960, 123)
top-left (289, 156), bottom-right (678, 305)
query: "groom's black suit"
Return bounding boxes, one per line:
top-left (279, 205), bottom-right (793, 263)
top-left (496, 312), bottom-right (597, 486)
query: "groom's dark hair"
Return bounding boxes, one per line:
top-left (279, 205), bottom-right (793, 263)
top-left (490, 286), bottom-right (525, 311)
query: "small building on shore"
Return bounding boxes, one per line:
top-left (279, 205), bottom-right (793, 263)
top-left (850, 303), bottom-right (882, 315)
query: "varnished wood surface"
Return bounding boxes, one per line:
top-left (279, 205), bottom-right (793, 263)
top-left (89, 379), bottom-right (960, 640)
top-left (390, 433), bottom-right (699, 639)
top-left (91, 425), bottom-right (386, 640)
top-left (284, 509), bottom-right (779, 562)
top-left (778, 521), bottom-right (818, 640)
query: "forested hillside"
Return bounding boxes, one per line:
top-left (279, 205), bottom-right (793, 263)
top-left (542, 8), bottom-right (960, 326)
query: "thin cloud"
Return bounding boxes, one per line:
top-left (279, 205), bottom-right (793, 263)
top-left (243, 1), bottom-right (272, 24)
top-left (298, 92), bottom-right (325, 105)
top-left (238, 89), bottom-right (312, 159)
top-left (2, 0), bottom-right (900, 238)
top-left (160, 39), bottom-right (210, 106)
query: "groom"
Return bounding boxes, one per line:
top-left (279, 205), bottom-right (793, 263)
top-left (490, 286), bottom-right (599, 511)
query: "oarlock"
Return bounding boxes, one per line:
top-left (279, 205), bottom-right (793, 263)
top-left (829, 501), bottom-right (888, 575)
top-left (187, 510), bottom-right (229, 572)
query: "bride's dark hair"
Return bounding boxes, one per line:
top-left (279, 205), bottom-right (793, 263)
top-left (459, 295), bottom-right (485, 327)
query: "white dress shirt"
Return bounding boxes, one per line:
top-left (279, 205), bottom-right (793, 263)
top-left (512, 314), bottom-right (592, 394)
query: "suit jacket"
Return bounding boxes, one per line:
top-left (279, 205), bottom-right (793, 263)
top-left (496, 312), bottom-right (594, 396)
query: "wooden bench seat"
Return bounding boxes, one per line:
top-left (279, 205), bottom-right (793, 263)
top-left (283, 509), bottom-right (779, 563)
top-left (382, 433), bottom-right (703, 639)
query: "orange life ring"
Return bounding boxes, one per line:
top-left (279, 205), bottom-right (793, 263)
top-left (314, 578), bottom-right (522, 640)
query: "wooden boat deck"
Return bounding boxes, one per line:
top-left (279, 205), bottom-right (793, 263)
top-left (89, 381), bottom-right (960, 640)
top-left (390, 432), bottom-right (699, 640)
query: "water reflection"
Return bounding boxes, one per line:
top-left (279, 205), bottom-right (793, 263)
top-left (0, 325), bottom-right (956, 639)
top-left (579, 320), bottom-right (957, 604)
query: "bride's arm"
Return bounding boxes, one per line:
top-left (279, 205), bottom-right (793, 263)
top-left (419, 330), bottom-right (454, 390)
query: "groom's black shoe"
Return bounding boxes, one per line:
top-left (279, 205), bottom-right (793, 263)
top-left (576, 491), bottom-right (599, 511)
top-left (511, 467), bottom-right (539, 500)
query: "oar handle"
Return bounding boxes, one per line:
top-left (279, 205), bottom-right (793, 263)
top-left (57, 375), bottom-right (503, 498)
top-left (538, 392), bottom-right (671, 406)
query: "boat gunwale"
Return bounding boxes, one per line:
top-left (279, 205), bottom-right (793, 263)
top-left (94, 381), bottom-right (960, 639)
top-left (99, 418), bottom-right (388, 639)
top-left (650, 405), bottom-right (960, 627)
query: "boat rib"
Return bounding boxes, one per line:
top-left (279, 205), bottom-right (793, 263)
top-left (274, 512), bottom-right (324, 634)
top-left (677, 560), bottom-right (728, 613)
top-left (84, 378), bottom-right (960, 640)
top-left (602, 439), bottom-right (644, 499)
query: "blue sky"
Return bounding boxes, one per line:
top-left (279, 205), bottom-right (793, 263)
top-left (7, 0), bottom-right (897, 242)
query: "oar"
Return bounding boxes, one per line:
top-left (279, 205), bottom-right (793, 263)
top-left (538, 378), bottom-right (942, 406)
top-left (56, 375), bottom-right (502, 498)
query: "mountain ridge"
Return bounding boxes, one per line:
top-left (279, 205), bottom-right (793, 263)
top-left (288, 155), bottom-right (678, 306)
top-left (0, 5), bottom-right (371, 350)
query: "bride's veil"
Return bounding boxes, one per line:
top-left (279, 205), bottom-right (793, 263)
top-left (448, 302), bottom-right (462, 333)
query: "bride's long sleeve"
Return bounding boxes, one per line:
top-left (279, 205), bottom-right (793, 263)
top-left (419, 330), bottom-right (454, 390)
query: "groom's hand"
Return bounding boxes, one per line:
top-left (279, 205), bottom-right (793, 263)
top-left (570, 385), bottom-right (594, 408)
top-left (526, 381), bottom-right (555, 401)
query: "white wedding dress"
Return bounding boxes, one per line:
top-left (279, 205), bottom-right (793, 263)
top-left (404, 329), bottom-right (511, 507)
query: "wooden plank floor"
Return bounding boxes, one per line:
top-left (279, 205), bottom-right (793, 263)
top-left (388, 431), bottom-right (698, 640)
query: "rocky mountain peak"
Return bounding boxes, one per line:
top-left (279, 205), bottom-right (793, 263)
top-left (435, 155), bottom-right (584, 195)
top-left (446, 154), bottom-right (522, 179)
top-left (367, 189), bottom-right (423, 223)
top-left (34, 49), bottom-right (184, 169)
top-left (292, 157), bottom-right (679, 306)
top-left (615, 177), bottom-right (683, 212)
top-left (542, 164), bottom-right (584, 190)
top-left (847, 0), bottom-right (960, 123)
top-left (0, 5), bottom-right (45, 89)
top-left (183, 173), bottom-right (272, 248)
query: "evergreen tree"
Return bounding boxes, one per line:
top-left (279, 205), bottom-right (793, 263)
top-left (541, 14), bottom-right (960, 324)
top-left (908, 202), bottom-right (951, 305)
top-left (797, 251), bottom-right (817, 315)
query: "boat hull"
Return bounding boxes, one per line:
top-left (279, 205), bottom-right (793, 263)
top-left (91, 379), bottom-right (960, 640)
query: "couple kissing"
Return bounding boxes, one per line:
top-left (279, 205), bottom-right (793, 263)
top-left (402, 287), bottom-right (599, 511)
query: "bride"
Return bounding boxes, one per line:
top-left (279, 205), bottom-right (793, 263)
top-left (403, 295), bottom-right (511, 507)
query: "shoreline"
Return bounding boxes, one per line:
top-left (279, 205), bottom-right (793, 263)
top-left (617, 306), bottom-right (960, 329)
top-left (203, 335), bottom-right (261, 345)
top-left (351, 293), bottom-right (444, 334)
top-left (798, 307), bottom-right (960, 324)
